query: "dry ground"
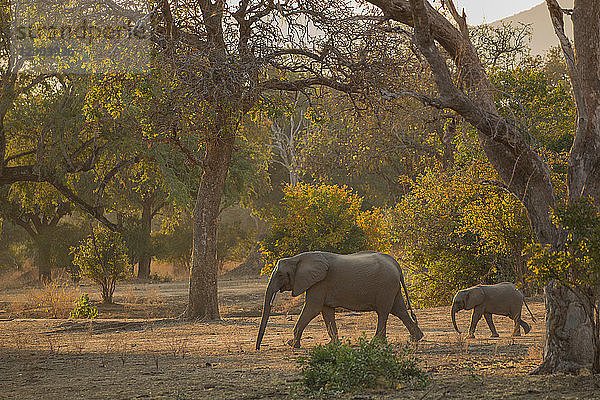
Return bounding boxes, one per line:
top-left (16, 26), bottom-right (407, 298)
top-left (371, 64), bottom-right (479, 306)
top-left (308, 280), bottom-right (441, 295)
top-left (1, 277), bottom-right (599, 399)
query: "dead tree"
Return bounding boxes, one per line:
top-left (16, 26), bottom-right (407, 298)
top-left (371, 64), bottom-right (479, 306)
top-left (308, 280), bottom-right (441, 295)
top-left (268, 99), bottom-right (307, 187)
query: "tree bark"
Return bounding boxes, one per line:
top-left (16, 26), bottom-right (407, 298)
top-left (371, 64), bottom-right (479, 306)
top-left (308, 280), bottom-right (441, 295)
top-left (137, 254), bottom-right (151, 279)
top-left (137, 201), bottom-right (153, 279)
top-left (102, 277), bottom-right (115, 304)
top-left (182, 118), bottom-right (236, 320)
top-left (36, 239), bottom-right (52, 283)
top-left (533, 282), bottom-right (594, 373)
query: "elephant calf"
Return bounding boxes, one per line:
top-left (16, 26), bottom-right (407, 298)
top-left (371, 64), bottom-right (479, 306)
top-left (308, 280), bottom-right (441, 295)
top-left (255, 251), bottom-right (424, 350)
top-left (451, 282), bottom-right (536, 338)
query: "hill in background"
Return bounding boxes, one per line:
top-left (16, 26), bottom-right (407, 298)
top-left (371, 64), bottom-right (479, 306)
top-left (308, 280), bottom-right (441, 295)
top-left (490, 0), bottom-right (573, 55)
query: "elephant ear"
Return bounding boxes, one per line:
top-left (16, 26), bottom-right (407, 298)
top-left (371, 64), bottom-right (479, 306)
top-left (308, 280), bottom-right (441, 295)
top-left (292, 254), bottom-right (328, 297)
top-left (465, 286), bottom-right (485, 310)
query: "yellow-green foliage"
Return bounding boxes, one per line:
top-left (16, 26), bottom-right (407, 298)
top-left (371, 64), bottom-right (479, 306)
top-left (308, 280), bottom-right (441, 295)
top-left (70, 293), bottom-right (98, 319)
top-left (260, 183), bottom-right (391, 275)
top-left (490, 66), bottom-right (575, 153)
top-left (394, 166), bottom-right (531, 306)
top-left (71, 226), bottom-right (132, 303)
top-left (528, 197), bottom-right (600, 289)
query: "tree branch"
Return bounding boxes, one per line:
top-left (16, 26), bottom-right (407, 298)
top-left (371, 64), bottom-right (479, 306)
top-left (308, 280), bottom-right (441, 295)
top-left (50, 179), bottom-right (120, 232)
top-left (545, 0), bottom-right (585, 117)
top-left (442, 0), bottom-right (469, 38)
top-left (0, 166), bottom-right (41, 185)
top-left (4, 149), bottom-right (36, 165)
top-left (151, 201), bottom-right (168, 217)
top-left (259, 77), bottom-right (359, 94)
top-left (169, 124), bottom-right (205, 167)
top-left (11, 215), bottom-right (37, 238)
top-left (95, 155), bottom-right (143, 202)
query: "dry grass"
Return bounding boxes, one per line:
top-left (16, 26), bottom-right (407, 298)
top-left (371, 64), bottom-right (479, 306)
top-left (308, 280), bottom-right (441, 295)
top-left (2, 307), bottom-right (600, 400)
top-left (8, 281), bottom-right (81, 318)
top-left (219, 260), bottom-right (242, 275)
top-left (150, 261), bottom-right (175, 279)
top-left (145, 287), bottom-right (163, 305)
top-left (121, 286), bottom-right (142, 305)
top-left (0, 263), bottom-right (37, 290)
top-left (1, 278), bottom-right (599, 400)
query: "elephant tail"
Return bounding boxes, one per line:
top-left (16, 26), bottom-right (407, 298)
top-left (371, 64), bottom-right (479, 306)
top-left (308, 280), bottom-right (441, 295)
top-left (396, 261), bottom-right (417, 323)
top-left (523, 297), bottom-right (536, 323)
top-left (380, 253), bottom-right (418, 322)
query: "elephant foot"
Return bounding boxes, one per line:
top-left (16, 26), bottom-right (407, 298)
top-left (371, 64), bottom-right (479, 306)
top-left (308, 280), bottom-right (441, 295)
top-left (287, 339), bottom-right (301, 348)
top-left (523, 324), bottom-right (531, 335)
top-left (512, 332), bottom-right (521, 337)
top-left (490, 333), bottom-right (499, 338)
top-left (373, 334), bottom-right (387, 342)
top-left (410, 330), bottom-right (424, 342)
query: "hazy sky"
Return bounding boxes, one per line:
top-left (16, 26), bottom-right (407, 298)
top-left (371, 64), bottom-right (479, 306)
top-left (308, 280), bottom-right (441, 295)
top-left (455, 0), bottom-right (542, 24)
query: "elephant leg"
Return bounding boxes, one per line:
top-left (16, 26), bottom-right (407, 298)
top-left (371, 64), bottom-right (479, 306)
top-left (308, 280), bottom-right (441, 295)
top-left (321, 306), bottom-right (338, 342)
top-left (289, 302), bottom-right (321, 348)
top-left (484, 313), bottom-right (499, 337)
top-left (468, 308), bottom-right (483, 338)
top-left (391, 296), bottom-right (424, 342)
top-left (512, 317), bottom-right (521, 336)
top-left (375, 311), bottom-right (389, 339)
top-left (519, 318), bottom-right (531, 335)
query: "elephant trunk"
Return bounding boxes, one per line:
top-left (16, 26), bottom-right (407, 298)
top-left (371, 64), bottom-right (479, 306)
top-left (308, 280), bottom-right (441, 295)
top-left (256, 277), bottom-right (280, 350)
top-left (451, 304), bottom-right (461, 334)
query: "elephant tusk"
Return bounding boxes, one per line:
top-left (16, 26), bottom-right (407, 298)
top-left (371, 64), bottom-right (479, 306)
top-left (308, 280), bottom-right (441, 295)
top-left (269, 292), bottom-right (276, 307)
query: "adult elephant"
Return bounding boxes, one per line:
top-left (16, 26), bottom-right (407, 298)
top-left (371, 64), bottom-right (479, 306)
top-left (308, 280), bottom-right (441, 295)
top-left (255, 251), bottom-right (423, 350)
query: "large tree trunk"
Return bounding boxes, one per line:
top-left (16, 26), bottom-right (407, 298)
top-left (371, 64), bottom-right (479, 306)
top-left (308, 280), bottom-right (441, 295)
top-left (182, 121), bottom-right (236, 320)
top-left (534, 282), bottom-right (595, 373)
top-left (36, 239), bottom-right (52, 284)
top-left (137, 202), bottom-right (152, 279)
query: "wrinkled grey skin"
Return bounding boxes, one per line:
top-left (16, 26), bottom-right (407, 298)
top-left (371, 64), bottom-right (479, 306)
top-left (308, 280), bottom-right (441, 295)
top-left (256, 251), bottom-right (424, 350)
top-left (451, 282), bottom-right (536, 338)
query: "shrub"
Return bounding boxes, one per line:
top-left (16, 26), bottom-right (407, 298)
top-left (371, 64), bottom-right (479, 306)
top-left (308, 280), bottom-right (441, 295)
top-left (31, 281), bottom-right (80, 318)
top-left (70, 293), bottom-right (98, 319)
top-left (393, 166), bottom-right (532, 306)
top-left (527, 197), bottom-right (600, 288)
top-left (71, 226), bottom-right (132, 303)
top-left (261, 183), bottom-right (391, 275)
top-left (297, 336), bottom-right (430, 396)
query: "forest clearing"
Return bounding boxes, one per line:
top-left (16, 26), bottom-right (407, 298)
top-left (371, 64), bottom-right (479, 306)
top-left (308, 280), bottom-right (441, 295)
top-left (2, 0), bottom-right (600, 398)
top-left (2, 277), bottom-right (598, 400)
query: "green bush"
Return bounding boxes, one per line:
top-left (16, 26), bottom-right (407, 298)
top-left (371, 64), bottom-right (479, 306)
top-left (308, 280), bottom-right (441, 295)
top-left (528, 197), bottom-right (600, 290)
top-left (71, 226), bottom-right (132, 304)
top-left (261, 183), bottom-right (391, 275)
top-left (297, 336), bottom-right (430, 396)
top-left (70, 293), bottom-right (98, 319)
top-left (394, 166), bottom-right (532, 306)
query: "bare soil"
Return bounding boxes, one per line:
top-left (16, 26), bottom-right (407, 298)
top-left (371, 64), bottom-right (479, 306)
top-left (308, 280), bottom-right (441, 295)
top-left (1, 277), bottom-right (599, 399)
